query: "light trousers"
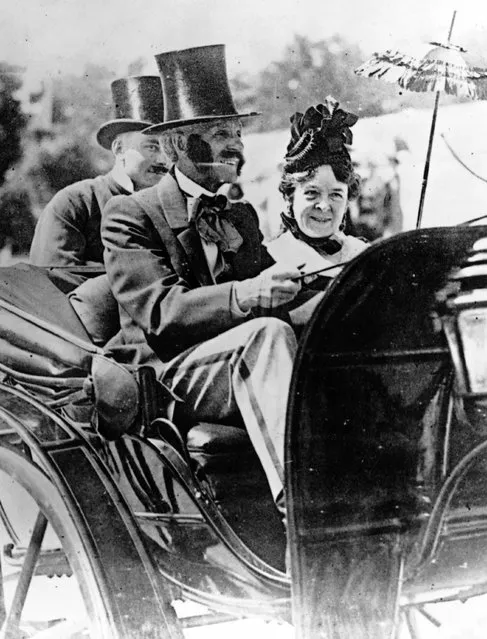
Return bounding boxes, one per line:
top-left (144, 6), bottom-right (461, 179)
top-left (160, 317), bottom-right (297, 500)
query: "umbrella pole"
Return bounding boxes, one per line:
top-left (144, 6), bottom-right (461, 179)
top-left (416, 10), bottom-right (456, 229)
top-left (416, 90), bottom-right (441, 229)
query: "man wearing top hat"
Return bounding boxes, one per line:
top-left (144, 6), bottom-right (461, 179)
top-left (29, 76), bottom-right (169, 290)
top-left (102, 45), bottom-right (301, 521)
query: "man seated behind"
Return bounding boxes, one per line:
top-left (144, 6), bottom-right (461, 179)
top-left (30, 76), bottom-right (169, 290)
top-left (101, 45), bottom-right (302, 521)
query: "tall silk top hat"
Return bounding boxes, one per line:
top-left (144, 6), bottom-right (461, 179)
top-left (144, 44), bottom-right (259, 133)
top-left (96, 76), bottom-right (165, 150)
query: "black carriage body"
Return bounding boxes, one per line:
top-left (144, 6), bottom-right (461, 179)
top-left (2, 228), bottom-right (487, 637)
top-left (287, 226), bottom-right (487, 636)
top-left (0, 263), bottom-right (291, 635)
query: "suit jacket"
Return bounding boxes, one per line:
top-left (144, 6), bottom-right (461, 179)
top-left (101, 172), bottom-right (278, 362)
top-left (30, 172), bottom-right (129, 290)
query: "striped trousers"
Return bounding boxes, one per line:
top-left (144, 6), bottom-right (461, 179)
top-left (159, 317), bottom-right (297, 501)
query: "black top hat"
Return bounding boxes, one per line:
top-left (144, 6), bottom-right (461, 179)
top-left (144, 44), bottom-right (259, 134)
top-left (96, 76), bottom-right (165, 150)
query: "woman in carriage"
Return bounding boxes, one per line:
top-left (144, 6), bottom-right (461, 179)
top-left (267, 96), bottom-right (368, 325)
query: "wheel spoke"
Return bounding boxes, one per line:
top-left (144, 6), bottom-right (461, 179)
top-left (403, 608), bottom-right (420, 639)
top-left (0, 401), bottom-right (185, 638)
top-left (1, 510), bottom-right (47, 638)
top-left (0, 547), bottom-right (6, 629)
top-left (416, 604), bottom-right (441, 628)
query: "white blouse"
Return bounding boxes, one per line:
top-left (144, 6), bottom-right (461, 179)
top-left (266, 230), bottom-right (368, 279)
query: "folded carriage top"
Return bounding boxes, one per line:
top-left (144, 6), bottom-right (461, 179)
top-left (0, 263), bottom-right (99, 384)
top-left (0, 264), bottom-right (140, 436)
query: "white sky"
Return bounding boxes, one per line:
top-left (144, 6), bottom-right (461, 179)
top-left (2, 0), bottom-right (487, 80)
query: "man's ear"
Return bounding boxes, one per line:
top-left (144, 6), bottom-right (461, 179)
top-left (111, 136), bottom-right (124, 156)
top-left (173, 132), bottom-right (187, 154)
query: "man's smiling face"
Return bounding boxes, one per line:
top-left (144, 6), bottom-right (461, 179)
top-left (185, 119), bottom-right (245, 188)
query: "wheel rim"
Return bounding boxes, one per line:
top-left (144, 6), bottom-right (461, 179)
top-left (0, 445), bottom-right (116, 639)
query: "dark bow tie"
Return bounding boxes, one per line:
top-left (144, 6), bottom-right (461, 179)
top-left (190, 194), bottom-right (243, 254)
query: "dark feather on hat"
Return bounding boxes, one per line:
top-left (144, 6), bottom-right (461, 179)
top-left (284, 96), bottom-right (358, 173)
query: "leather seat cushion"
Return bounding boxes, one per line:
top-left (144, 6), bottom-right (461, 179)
top-left (187, 422), bottom-right (252, 453)
top-left (186, 422), bottom-right (262, 475)
top-left (186, 423), bottom-right (281, 565)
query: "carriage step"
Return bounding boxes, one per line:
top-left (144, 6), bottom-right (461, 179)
top-left (3, 543), bottom-right (72, 578)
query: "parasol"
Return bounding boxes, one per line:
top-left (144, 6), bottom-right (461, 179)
top-left (355, 11), bottom-right (487, 228)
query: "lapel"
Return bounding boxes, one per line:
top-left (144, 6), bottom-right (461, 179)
top-left (176, 228), bottom-right (213, 286)
top-left (156, 173), bottom-right (213, 287)
top-left (223, 202), bottom-right (262, 279)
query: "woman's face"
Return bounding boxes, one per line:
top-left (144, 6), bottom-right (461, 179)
top-left (292, 164), bottom-right (348, 238)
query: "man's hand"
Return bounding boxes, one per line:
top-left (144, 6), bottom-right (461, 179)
top-left (234, 263), bottom-right (302, 311)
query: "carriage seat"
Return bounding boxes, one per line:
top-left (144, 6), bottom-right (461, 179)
top-left (185, 421), bottom-right (285, 567)
top-left (186, 422), bottom-right (270, 498)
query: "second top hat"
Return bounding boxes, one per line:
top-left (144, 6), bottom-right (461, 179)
top-left (96, 76), bottom-right (165, 150)
top-left (144, 44), bottom-right (259, 134)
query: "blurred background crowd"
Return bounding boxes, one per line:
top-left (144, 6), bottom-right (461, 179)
top-left (1, 1), bottom-right (487, 263)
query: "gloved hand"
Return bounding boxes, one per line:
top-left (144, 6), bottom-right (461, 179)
top-left (234, 263), bottom-right (302, 311)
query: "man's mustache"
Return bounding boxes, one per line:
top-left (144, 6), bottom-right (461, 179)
top-left (186, 134), bottom-right (245, 174)
top-left (197, 152), bottom-right (246, 173)
top-left (221, 150), bottom-right (245, 171)
top-left (149, 164), bottom-right (169, 175)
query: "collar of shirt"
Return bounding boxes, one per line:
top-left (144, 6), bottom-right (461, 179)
top-left (173, 169), bottom-right (244, 316)
top-left (174, 167), bottom-right (218, 223)
top-left (174, 167), bottom-right (230, 281)
top-left (110, 165), bottom-right (135, 194)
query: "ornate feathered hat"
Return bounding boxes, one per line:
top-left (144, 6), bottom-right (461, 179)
top-left (283, 96), bottom-right (358, 173)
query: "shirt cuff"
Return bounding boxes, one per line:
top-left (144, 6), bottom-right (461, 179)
top-left (230, 283), bottom-right (251, 318)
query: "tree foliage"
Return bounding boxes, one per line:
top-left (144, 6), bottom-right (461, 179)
top-left (0, 183), bottom-right (35, 253)
top-left (0, 63), bottom-right (116, 254)
top-left (23, 134), bottom-right (109, 210)
top-left (19, 64), bottom-right (115, 211)
top-left (232, 34), bottom-right (433, 133)
top-left (0, 62), bottom-right (26, 186)
top-left (51, 63), bottom-right (115, 133)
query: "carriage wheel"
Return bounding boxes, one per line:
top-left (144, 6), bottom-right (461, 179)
top-left (0, 444), bottom-right (127, 638)
top-left (308, 532), bottom-right (404, 639)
